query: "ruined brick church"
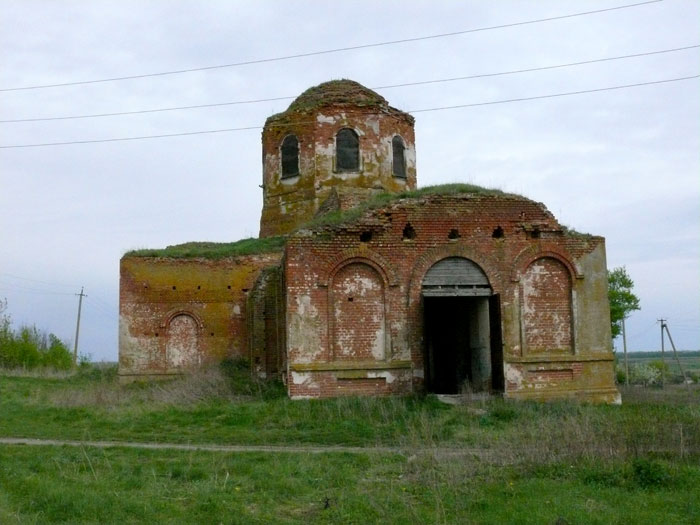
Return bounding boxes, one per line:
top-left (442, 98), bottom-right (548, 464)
top-left (119, 80), bottom-right (619, 403)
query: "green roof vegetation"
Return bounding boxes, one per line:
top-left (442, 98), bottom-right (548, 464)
top-left (124, 236), bottom-right (286, 260)
top-left (125, 184), bottom-right (593, 258)
top-left (286, 79), bottom-right (387, 113)
top-left (304, 183), bottom-right (518, 229)
top-left (266, 79), bottom-right (392, 124)
top-left (561, 225), bottom-right (595, 239)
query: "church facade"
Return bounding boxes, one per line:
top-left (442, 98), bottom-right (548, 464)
top-left (119, 80), bottom-right (619, 403)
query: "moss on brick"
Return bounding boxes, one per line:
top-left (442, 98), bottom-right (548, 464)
top-left (266, 79), bottom-right (413, 127)
top-left (561, 225), bottom-right (595, 239)
top-left (304, 183), bottom-right (519, 229)
top-left (267, 79), bottom-right (387, 123)
top-left (124, 236), bottom-right (286, 260)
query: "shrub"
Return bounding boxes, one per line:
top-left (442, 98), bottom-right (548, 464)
top-left (629, 363), bottom-right (661, 387)
top-left (219, 358), bottom-right (285, 399)
top-left (615, 364), bottom-right (627, 384)
top-left (0, 307), bottom-right (73, 371)
top-left (632, 458), bottom-right (672, 488)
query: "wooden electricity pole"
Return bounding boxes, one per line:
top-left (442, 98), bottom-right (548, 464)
top-left (622, 317), bottom-right (629, 386)
top-left (663, 321), bottom-right (689, 387)
top-left (658, 318), bottom-right (667, 387)
top-left (73, 287), bottom-right (87, 367)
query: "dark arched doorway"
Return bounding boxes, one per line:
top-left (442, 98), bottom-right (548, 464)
top-left (422, 257), bottom-right (503, 394)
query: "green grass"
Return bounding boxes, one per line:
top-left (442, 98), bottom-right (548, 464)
top-left (1, 368), bottom-right (699, 452)
top-left (1, 368), bottom-right (699, 523)
top-left (304, 183), bottom-right (518, 230)
top-left (266, 79), bottom-right (389, 123)
top-left (122, 183), bottom-right (595, 260)
top-left (0, 445), bottom-right (698, 524)
top-left (620, 351), bottom-right (700, 382)
top-left (123, 236), bottom-right (286, 259)
top-left (121, 184), bottom-right (524, 258)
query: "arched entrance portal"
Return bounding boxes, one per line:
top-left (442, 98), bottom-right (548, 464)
top-left (422, 257), bottom-right (503, 394)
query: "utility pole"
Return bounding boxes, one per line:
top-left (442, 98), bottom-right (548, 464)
top-left (73, 287), bottom-right (87, 367)
top-left (622, 317), bottom-right (629, 386)
top-left (658, 318), bottom-right (666, 387)
top-left (663, 321), bottom-right (689, 387)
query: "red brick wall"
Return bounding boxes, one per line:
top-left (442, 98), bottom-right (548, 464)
top-left (285, 193), bottom-right (612, 399)
top-left (119, 252), bottom-right (282, 378)
top-left (521, 257), bottom-right (573, 353)
top-left (259, 105), bottom-right (416, 238)
top-left (331, 262), bottom-right (386, 361)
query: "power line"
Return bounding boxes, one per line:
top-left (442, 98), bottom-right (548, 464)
top-left (0, 283), bottom-right (75, 296)
top-left (3, 44), bottom-right (697, 124)
top-left (0, 0), bottom-right (662, 92)
top-left (408, 74), bottom-right (699, 114)
top-left (1, 74), bottom-right (696, 150)
top-left (0, 272), bottom-right (79, 289)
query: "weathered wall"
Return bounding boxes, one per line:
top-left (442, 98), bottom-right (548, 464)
top-left (119, 253), bottom-right (281, 380)
top-left (259, 82), bottom-right (416, 238)
top-left (284, 193), bottom-right (618, 402)
top-left (247, 265), bottom-right (286, 378)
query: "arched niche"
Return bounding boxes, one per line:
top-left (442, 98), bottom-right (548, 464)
top-left (165, 313), bottom-right (201, 370)
top-left (330, 262), bottom-right (387, 361)
top-left (520, 257), bottom-right (573, 354)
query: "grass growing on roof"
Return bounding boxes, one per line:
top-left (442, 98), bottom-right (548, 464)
top-left (304, 183), bottom-right (516, 229)
top-left (124, 236), bottom-right (286, 259)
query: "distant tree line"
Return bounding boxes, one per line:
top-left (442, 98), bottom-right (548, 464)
top-left (0, 298), bottom-right (72, 370)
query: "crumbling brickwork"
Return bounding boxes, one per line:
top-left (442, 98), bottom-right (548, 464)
top-left (247, 265), bottom-right (285, 378)
top-left (119, 253), bottom-right (281, 380)
top-left (119, 78), bottom-right (618, 403)
top-left (285, 193), bottom-right (619, 402)
top-left (259, 80), bottom-right (416, 238)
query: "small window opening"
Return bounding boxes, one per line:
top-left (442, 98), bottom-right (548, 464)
top-left (242, 288), bottom-right (249, 293)
top-left (402, 223), bottom-right (416, 240)
top-left (227, 285), bottom-right (231, 290)
top-left (197, 285), bottom-right (201, 290)
top-left (254, 356), bottom-right (261, 364)
top-left (448, 228), bottom-right (461, 240)
top-left (155, 332), bottom-right (159, 337)
top-left (492, 226), bottom-right (504, 239)
top-left (336, 128), bottom-right (359, 171)
top-left (281, 135), bottom-right (299, 178)
top-left (348, 297), bottom-right (354, 302)
top-left (531, 228), bottom-right (541, 239)
top-left (360, 231), bottom-right (372, 242)
top-left (210, 332), bottom-right (214, 337)
top-left (392, 136), bottom-right (406, 178)
top-left (172, 286), bottom-right (176, 290)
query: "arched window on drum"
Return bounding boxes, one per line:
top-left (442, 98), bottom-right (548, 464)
top-left (392, 135), bottom-right (406, 178)
top-left (336, 128), bottom-right (360, 172)
top-left (280, 134), bottom-right (299, 178)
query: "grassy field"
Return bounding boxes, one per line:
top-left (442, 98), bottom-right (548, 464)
top-left (623, 351), bottom-right (700, 381)
top-left (1, 365), bottom-right (699, 524)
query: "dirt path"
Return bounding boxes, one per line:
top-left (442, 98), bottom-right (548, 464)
top-left (0, 437), bottom-right (488, 457)
top-left (0, 437), bottom-right (402, 454)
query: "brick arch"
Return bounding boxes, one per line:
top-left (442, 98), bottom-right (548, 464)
top-left (407, 244), bottom-right (502, 307)
top-left (519, 256), bottom-right (574, 354)
top-left (318, 248), bottom-right (399, 287)
top-left (329, 261), bottom-right (388, 362)
top-left (511, 247), bottom-right (582, 283)
top-left (160, 309), bottom-right (204, 330)
top-left (163, 312), bottom-right (202, 370)
top-left (404, 245), bottom-right (502, 373)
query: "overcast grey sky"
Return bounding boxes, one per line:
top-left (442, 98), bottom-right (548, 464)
top-left (1, 0), bottom-right (698, 362)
